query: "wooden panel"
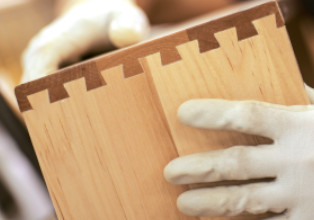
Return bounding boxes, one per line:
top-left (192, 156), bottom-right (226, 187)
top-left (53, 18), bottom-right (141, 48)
top-left (143, 14), bottom-right (308, 157)
top-left (141, 13), bottom-right (308, 220)
top-left (15, 1), bottom-right (309, 220)
top-left (23, 68), bottom-right (192, 220)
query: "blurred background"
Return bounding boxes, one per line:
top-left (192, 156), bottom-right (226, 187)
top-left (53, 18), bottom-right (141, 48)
top-left (0, 0), bottom-right (313, 219)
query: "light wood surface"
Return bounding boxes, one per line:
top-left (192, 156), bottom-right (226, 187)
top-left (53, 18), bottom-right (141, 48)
top-left (143, 14), bottom-right (308, 157)
top-left (141, 13), bottom-right (309, 220)
top-left (16, 1), bottom-right (309, 219)
top-left (24, 67), bottom-right (193, 220)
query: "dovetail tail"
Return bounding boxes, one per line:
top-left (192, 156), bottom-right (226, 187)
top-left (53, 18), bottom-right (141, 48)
top-left (48, 84), bottom-right (69, 103)
top-left (187, 25), bottom-right (220, 53)
top-left (236, 22), bottom-right (258, 41)
top-left (82, 63), bottom-right (106, 90)
top-left (160, 48), bottom-right (182, 66)
top-left (123, 60), bottom-right (144, 78)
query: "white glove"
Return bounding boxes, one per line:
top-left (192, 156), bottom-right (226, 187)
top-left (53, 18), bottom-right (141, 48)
top-left (22, 0), bottom-right (149, 83)
top-left (164, 87), bottom-right (314, 220)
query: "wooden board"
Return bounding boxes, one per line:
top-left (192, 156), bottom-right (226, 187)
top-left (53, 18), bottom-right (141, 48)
top-left (15, 1), bottom-right (309, 220)
top-left (143, 13), bottom-right (307, 156)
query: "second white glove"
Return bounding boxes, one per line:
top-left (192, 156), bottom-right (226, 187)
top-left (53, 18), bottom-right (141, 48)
top-left (165, 98), bottom-right (314, 220)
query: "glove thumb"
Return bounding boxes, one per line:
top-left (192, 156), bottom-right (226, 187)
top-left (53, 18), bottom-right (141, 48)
top-left (108, 3), bottom-right (149, 48)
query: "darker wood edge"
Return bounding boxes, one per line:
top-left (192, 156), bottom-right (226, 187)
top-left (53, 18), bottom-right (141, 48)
top-left (16, 0), bottom-right (284, 112)
top-left (187, 1), bottom-right (285, 53)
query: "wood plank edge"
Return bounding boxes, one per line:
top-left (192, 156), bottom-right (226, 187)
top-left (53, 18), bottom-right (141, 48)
top-left (15, 0), bottom-right (284, 113)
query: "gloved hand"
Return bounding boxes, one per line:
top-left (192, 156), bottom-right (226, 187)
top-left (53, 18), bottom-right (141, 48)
top-left (164, 85), bottom-right (314, 220)
top-left (21, 0), bottom-right (149, 83)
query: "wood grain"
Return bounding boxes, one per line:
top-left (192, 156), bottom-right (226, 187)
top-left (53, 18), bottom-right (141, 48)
top-left (16, 1), bottom-right (309, 220)
top-left (24, 68), bottom-right (193, 220)
top-left (141, 14), bottom-right (308, 220)
top-left (143, 14), bottom-right (308, 157)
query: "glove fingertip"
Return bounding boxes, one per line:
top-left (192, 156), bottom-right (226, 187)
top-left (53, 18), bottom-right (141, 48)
top-left (177, 190), bottom-right (213, 217)
top-left (177, 100), bottom-right (201, 126)
top-left (108, 8), bottom-right (149, 48)
top-left (163, 159), bottom-right (182, 184)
